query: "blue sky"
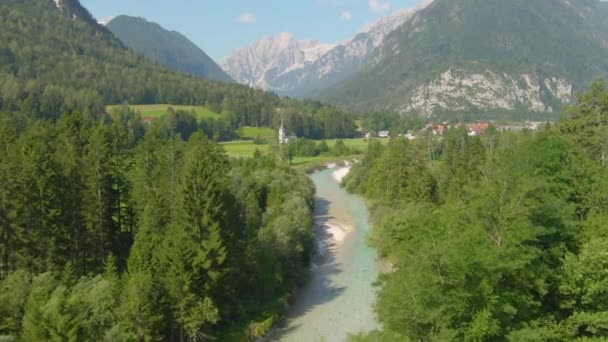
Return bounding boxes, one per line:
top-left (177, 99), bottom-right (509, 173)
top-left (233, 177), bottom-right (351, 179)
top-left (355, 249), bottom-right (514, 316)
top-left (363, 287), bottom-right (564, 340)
top-left (80, 0), bottom-right (424, 61)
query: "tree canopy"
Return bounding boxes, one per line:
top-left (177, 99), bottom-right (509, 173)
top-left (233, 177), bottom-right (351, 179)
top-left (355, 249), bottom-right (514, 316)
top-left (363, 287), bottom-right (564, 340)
top-left (345, 80), bottom-right (608, 341)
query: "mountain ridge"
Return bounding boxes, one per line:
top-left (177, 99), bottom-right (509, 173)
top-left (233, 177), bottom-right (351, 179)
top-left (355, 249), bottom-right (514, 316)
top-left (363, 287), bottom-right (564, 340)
top-left (222, 1), bottom-right (433, 96)
top-left (106, 15), bottom-right (233, 83)
top-left (322, 0), bottom-right (608, 119)
top-left (220, 32), bottom-right (335, 89)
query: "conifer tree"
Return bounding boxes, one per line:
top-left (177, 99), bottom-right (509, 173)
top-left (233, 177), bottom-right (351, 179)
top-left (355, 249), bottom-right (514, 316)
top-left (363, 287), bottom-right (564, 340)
top-left (55, 113), bottom-right (88, 274)
top-left (161, 132), bottom-right (230, 339)
top-left (0, 113), bottom-right (19, 278)
top-left (16, 122), bottom-right (67, 272)
top-left (82, 125), bottom-right (114, 270)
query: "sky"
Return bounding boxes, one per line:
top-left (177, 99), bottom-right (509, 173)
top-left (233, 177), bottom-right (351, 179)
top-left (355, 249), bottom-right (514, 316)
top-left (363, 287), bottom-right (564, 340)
top-left (80, 0), bottom-right (424, 62)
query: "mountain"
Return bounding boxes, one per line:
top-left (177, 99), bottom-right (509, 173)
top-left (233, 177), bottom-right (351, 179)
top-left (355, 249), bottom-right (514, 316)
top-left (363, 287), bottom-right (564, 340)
top-left (323, 0), bottom-right (608, 119)
top-left (221, 32), bottom-right (335, 90)
top-left (222, 2), bottom-right (432, 96)
top-left (106, 16), bottom-right (233, 83)
top-left (0, 0), bottom-right (283, 121)
top-left (272, 1), bottom-right (433, 97)
top-left (52, 0), bottom-right (121, 43)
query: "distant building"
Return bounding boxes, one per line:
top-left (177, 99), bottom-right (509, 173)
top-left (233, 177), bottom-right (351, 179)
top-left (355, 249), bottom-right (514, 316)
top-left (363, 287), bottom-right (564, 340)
top-left (433, 125), bottom-right (447, 135)
top-left (467, 123), bottom-right (489, 136)
top-left (378, 131), bottom-right (390, 138)
top-left (526, 122), bottom-right (544, 130)
top-left (286, 133), bottom-right (297, 142)
top-left (498, 125), bottom-right (525, 132)
top-left (279, 120), bottom-right (297, 144)
top-left (279, 120), bottom-right (286, 143)
top-left (142, 116), bottom-right (157, 125)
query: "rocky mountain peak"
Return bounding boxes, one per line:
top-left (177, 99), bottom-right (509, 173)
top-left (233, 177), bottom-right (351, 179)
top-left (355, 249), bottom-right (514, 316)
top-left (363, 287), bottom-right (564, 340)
top-left (221, 32), bottom-right (335, 89)
top-left (221, 1), bottom-right (432, 96)
top-left (360, 0), bottom-right (434, 46)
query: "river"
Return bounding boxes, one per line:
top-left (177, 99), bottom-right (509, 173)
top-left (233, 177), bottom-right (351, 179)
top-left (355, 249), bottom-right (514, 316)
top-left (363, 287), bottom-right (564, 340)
top-left (271, 166), bottom-right (381, 341)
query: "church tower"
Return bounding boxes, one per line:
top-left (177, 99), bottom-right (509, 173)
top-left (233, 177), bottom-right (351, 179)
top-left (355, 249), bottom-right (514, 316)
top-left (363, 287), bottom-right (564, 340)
top-left (279, 119), bottom-right (286, 144)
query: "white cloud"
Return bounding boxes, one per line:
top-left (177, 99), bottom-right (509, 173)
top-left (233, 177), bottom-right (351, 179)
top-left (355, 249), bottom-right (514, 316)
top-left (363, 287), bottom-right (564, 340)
top-left (341, 11), bottom-right (353, 20)
top-left (238, 12), bottom-right (256, 24)
top-left (369, 0), bottom-right (391, 13)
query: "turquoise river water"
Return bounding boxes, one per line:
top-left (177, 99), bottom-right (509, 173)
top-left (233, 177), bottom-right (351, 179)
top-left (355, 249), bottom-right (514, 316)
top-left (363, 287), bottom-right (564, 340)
top-left (271, 166), bottom-right (381, 341)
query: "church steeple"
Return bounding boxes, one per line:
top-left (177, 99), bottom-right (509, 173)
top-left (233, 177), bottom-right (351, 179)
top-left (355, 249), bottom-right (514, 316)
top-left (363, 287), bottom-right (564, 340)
top-left (279, 119), bottom-right (286, 144)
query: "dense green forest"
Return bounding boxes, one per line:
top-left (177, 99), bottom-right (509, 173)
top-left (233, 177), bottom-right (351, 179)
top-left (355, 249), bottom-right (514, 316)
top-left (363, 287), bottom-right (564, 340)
top-left (0, 107), bottom-right (317, 340)
top-left (0, 2), bottom-right (359, 337)
top-left (345, 81), bottom-right (608, 341)
top-left (0, 0), bottom-right (357, 139)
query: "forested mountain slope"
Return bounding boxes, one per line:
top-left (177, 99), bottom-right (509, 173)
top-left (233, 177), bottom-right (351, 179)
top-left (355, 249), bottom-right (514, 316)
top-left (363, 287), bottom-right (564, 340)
top-left (324, 0), bottom-right (608, 120)
top-left (346, 81), bottom-right (608, 341)
top-left (106, 15), bottom-right (234, 83)
top-left (0, 0), bottom-right (278, 121)
top-left (0, 0), bottom-right (357, 139)
top-left (0, 2), bottom-right (339, 339)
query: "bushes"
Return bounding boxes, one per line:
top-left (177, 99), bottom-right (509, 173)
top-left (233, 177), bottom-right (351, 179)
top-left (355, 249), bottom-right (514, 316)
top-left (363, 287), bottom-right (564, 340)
top-left (286, 138), bottom-right (360, 157)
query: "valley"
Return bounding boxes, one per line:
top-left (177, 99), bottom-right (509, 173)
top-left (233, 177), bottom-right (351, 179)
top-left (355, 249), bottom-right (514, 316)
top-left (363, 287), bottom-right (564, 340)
top-left (1, 0), bottom-right (608, 341)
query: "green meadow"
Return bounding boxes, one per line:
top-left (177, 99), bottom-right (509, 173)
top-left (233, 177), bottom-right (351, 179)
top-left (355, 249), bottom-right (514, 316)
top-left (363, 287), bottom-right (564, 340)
top-left (220, 138), bottom-right (388, 170)
top-left (237, 126), bottom-right (276, 140)
top-left (106, 104), bottom-right (220, 120)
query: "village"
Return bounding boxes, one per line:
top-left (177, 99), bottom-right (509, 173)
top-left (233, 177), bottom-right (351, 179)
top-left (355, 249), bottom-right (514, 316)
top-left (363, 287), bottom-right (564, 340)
top-left (364, 121), bottom-right (548, 140)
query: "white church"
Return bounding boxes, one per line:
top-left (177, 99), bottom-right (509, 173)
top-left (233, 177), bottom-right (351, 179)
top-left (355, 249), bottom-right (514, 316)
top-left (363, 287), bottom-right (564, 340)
top-left (279, 120), bottom-right (297, 144)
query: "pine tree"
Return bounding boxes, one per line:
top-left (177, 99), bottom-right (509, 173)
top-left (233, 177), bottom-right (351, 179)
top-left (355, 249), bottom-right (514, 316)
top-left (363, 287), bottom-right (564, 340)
top-left (161, 133), bottom-right (230, 340)
top-left (0, 112), bottom-right (19, 279)
top-left (120, 271), bottom-right (165, 341)
top-left (16, 122), bottom-right (67, 272)
top-left (82, 125), bottom-right (114, 270)
top-left (55, 113), bottom-right (88, 274)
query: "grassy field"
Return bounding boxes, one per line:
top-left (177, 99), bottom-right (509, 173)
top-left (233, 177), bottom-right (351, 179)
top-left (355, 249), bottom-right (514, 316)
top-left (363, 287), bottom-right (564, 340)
top-left (220, 138), bottom-right (380, 157)
top-left (220, 138), bottom-right (387, 169)
top-left (106, 104), bottom-right (220, 120)
top-left (237, 126), bottom-right (276, 140)
top-left (220, 141), bottom-right (268, 158)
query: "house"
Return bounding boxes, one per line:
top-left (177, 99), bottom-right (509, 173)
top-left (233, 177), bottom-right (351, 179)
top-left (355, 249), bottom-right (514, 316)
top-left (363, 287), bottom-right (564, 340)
top-left (142, 116), bottom-right (157, 125)
top-left (467, 123), bottom-right (489, 136)
top-left (378, 131), bottom-right (390, 138)
top-left (286, 133), bottom-right (297, 142)
top-left (526, 122), bottom-right (544, 130)
top-left (405, 133), bottom-right (416, 141)
top-left (433, 125), bottom-right (447, 135)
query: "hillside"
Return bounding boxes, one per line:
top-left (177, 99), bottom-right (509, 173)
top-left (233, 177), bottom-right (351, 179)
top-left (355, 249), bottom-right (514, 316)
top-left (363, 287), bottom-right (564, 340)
top-left (106, 16), bottom-right (233, 83)
top-left (272, 1), bottom-right (433, 98)
top-left (322, 0), bottom-right (608, 119)
top-left (222, 2), bottom-right (432, 97)
top-left (0, 0), bottom-right (278, 122)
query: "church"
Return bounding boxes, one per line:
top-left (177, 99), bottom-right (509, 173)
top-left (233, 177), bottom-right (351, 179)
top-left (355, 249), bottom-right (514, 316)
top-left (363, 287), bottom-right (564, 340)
top-left (279, 120), bottom-right (297, 144)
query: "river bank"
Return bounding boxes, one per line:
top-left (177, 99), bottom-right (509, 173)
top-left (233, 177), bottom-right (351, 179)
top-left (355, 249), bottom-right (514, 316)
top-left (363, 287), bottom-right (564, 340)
top-left (269, 166), bottom-right (380, 341)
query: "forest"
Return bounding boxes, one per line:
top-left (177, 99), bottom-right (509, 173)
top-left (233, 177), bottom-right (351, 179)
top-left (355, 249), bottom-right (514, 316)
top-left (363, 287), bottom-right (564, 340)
top-left (345, 81), bottom-right (608, 341)
top-left (0, 107), bottom-right (317, 341)
top-left (0, 0), bottom-right (357, 141)
top-left (0, 3), bottom-right (361, 339)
